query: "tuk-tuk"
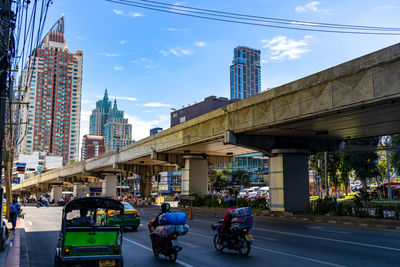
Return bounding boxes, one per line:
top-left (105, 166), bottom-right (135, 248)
top-left (54, 197), bottom-right (124, 267)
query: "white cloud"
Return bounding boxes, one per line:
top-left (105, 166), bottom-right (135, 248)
top-left (120, 40), bottom-right (126, 44)
top-left (180, 49), bottom-right (192, 55)
top-left (295, 2), bottom-right (328, 14)
top-left (159, 50), bottom-right (169, 56)
top-left (95, 52), bottom-right (123, 57)
top-left (128, 12), bottom-right (143, 18)
top-left (145, 64), bottom-right (157, 69)
top-left (143, 102), bottom-right (173, 107)
top-left (262, 35), bottom-right (314, 60)
top-left (125, 114), bottom-right (169, 140)
top-left (291, 21), bottom-right (318, 26)
top-left (131, 58), bottom-right (147, 63)
top-left (372, 5), bottom-right (399, 10)
top-left (169, 48), bottom-right (193, 57)
top-left (164, 27), bottom-right (189, 32)
top-left (113, 9), bottom-right (124, 15)
top-left (113, 65), bottom-right (124, 71)
top-left (194, 41), bottom-right (206, 47)
top-left (169, 48), bottom-right (180, 56)
top-left (170, 2), bottom-right (188, 13)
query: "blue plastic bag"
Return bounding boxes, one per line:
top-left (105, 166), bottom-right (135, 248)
top-left (159, 212), bottom-right (187, 225)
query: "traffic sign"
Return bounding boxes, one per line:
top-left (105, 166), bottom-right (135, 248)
top-left (12, 177), bottom-right (20, 184)
top-left (315, 175), bottom-right (322, 180)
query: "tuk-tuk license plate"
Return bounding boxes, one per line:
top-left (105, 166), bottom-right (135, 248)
top-left (245, 235), bottom-right (254, 241)
top-left (99, 259), bottom-right (115, 267)
top-left (171, 239), bottom-right (179, 247)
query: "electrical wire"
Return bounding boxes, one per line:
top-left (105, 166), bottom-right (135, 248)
top-left (106, 0), bottom-right (400, 35)
top-left (139, 0), bottom-right (400, 31)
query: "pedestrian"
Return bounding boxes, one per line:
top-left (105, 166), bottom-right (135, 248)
top-left (9, 197), bottom-right (20, 231)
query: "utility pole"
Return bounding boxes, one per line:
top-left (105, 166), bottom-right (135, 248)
top-left (385, 137), bottom-right (392, 199)
top-left (0, 0), bottom-right (12, 251)
top-left (324, 151), bottom-right (329, 197)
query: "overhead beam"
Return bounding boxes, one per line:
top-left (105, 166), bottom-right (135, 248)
top-left (224, 130), bottom-right (342, 154)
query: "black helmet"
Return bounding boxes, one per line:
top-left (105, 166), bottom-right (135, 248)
top-left (227, 198), bottom-right (236, 207)
top-left (161, 203), bottom-right (170, 213)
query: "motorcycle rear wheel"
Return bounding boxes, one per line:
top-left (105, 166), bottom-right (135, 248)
top-left (168, 251), bottom-right (177, 263)
top-left (213, 233), bottom-right (224, 252)
top-left (152, 247), bottom-right (160, 257)
top-left (238, 236), bottom-right (251, 256)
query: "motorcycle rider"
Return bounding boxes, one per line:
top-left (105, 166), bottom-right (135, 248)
top-left (149, 202), bottom-right (171, 249)
top-left (220, 198), bottom-right (237, 245)
top-left (151, 202), bottom-right (171, 231)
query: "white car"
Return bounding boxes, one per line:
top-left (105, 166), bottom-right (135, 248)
top-left (237, 190), bottom-right (248, 198)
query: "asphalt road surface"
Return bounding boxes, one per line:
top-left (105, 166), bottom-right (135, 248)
top-left (22, 205), bottom-right (400, 267)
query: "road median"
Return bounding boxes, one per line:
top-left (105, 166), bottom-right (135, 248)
top-left (173, 205), bottom-right (400, 231)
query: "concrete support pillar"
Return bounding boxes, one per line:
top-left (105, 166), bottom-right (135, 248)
top-left (269, 149), bottom-right (309, 213)
top-left (51, 185), bottom-right (63, 202)
top-left (102, 174), bottom-right (117, 198)
top-left (73, 183), bottom-right (83, 198)
top-left (140, 175), bottom-right (152, 199)
top-left (182, 157), bottom-right (208, 196)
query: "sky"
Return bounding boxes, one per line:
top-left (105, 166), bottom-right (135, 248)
top-left (39, 0), bottom-right (400, 146)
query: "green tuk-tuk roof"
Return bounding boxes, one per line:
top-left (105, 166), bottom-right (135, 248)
top-left (64, 197), bottom-right (124, 213)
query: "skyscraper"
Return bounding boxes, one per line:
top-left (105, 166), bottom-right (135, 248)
top-left (89, 89), bottom-right (133, 152)
top-left (89, 89), bottom-right (111, 136)
top-left (18, 15), bottom-right (83, 164)
top-left (104, 99), bottom-right (133, 152)
top-left (230, 46), bottom-right (261, 100)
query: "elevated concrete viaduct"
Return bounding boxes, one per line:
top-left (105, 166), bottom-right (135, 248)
top-left (12, 42), bottom-right (400, 212)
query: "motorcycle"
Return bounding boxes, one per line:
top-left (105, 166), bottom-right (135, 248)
top-left (36, 199), bottom-right (49, 207)
top-left (150, 232), bottom-right (182, 262)
top-left (211, 218), bottom-right (253, 256)
top-left (55, 200), bottom-right (65, 206)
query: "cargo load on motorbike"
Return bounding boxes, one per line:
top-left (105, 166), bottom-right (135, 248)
top-left (153, 212), bottom-right (189, 238)
top-left (230, 207), bottom-right (254, 230)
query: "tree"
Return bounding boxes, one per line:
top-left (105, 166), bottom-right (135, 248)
top-left (345, 137), bottom-right (380, 189)
top-left (230, 169), bottom-right (249, 187)
top-left (390, 134), bottom-right (400, 173)
top-left (328, 153), bottom-right (341, 192)
top-left (213, 169), bottom-right (229, 190)
top-left (338, 152), bottom-right (352, 195)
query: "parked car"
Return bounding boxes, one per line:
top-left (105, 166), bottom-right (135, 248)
top-left (237, 190), bottom-right (248, 198)
top-left (99, 202), bottom-right (140, 231)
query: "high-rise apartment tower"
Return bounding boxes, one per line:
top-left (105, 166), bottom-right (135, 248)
top-left (89, 89), bottom-right (133, 152)
top-left (230, 46), bottom-right (261, 100)
top-left (18, 15), bottom-right (83, 164)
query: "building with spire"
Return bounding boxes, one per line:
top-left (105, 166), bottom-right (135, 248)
top-left (18, 15), bottom-right (83, 164)
top-left (104, 99), bottom-right (133, 152)
top-left (89, 89), bottom-right (112, 136)
top-left (88, 89), bottom-right (133, 153)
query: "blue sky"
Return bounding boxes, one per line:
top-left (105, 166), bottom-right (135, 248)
top-left (42, 0), bottom-right (400, 143)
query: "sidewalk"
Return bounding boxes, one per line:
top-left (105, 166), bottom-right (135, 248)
top-left (0, 218), bottom-right (29, 267)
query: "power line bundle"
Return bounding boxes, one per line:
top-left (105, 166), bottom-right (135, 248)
top-left (106, 0), bottom-right (400, 35)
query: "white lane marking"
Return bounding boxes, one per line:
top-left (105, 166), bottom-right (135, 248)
top-left (123, 237), bottom-right (194, 267)
top-left (309, 226), bottom-right (350, 234)
top-left (252, 245), bottom-right (345, 267)
top-left (25, 220), bottom-right (33, 226)
top-left (255, 236), bottom-right (277, 241)
top-left (188, 232), bottom-right (212, 239)
top-left (193, 218), bottom-right (214, 224)
top-left (253, 228), bottom-right (400, 252)
top-left (189, 231), bottom-right (342, 266)
top-left (189, 227), bottom-right (278, 241)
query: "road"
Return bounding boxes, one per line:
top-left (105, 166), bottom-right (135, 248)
top-left (22, 205), bottom-right (400, 267)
